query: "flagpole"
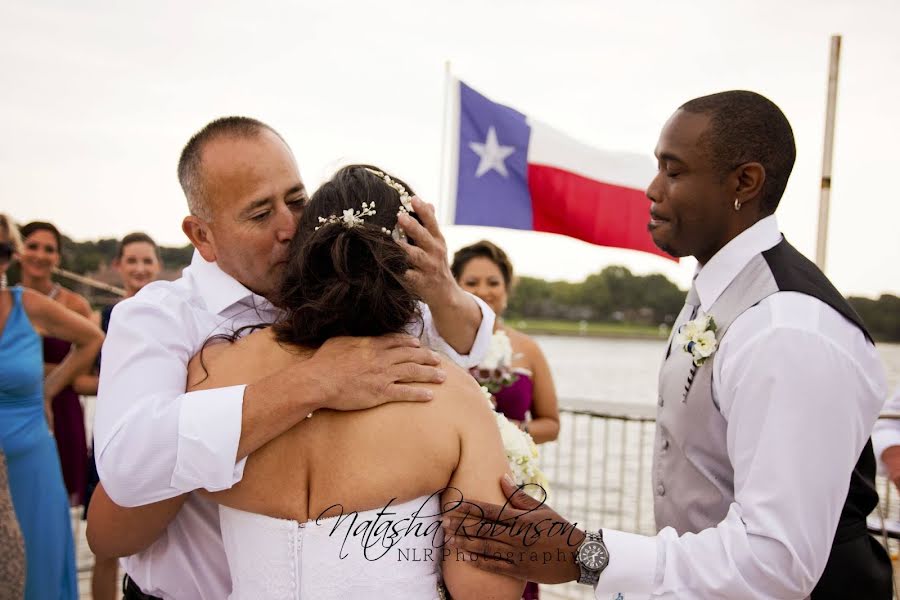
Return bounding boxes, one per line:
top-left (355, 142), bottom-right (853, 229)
top-left (438, 60), bottom-right (450, 223)
top-left (438, 61), bottom-right (460, 226)
top-left (816, 35), bottom-right (841, 271)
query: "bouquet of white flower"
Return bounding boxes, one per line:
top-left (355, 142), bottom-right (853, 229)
top-left (480, 385), bottom-right (550, 500)
top-left (470, 330), bottom-right (518, 394)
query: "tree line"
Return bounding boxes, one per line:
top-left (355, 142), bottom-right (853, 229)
top-left (57, 236), bottom-right (195, 274)
top-left (14, 236), bottom-right (900, 343)
top-left (509, 268), bottom-right (899, 343)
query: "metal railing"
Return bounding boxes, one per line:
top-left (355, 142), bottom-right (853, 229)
top-left (539, 404), bottom-right (899, 600)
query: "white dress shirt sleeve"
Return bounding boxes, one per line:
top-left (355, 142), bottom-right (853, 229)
top-left (93, 298), bottom-right (247, 507)
top-left (414, 292), bottom-right (495, 369)
top-left (872, 386), bottom-right (900, 476)
top-left (595, 305), bottom-right (886, 599)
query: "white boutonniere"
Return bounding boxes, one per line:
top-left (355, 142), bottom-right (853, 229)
top-left (673, 313), bottom-right (718, 367)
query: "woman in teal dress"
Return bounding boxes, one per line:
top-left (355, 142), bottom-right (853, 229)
top-left (0, 213), bottom-right (104, 599)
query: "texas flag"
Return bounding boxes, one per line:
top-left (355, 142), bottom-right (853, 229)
top-left (448, 80), bottom-right (671, 260)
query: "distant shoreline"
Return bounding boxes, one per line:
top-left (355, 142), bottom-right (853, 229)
top-left (508, 319), bottom-right (669, 341)
top-left (512, 319), bottom-right (900, 345)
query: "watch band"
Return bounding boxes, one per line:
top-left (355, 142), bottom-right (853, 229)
top-left (576, 530), bottom-right (604, 586)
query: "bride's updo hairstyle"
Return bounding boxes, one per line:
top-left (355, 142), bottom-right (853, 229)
top-left (273, 165), bottom-right (422, 348)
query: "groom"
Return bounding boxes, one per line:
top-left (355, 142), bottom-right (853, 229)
top-left (444, 91), bottom-right (891, 598)
top-left (92, 117), bottom-right (496, 599)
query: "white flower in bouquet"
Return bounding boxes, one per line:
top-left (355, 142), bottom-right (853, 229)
top-left (481, 330), bottom-right (513, 370)
top-left (471, 331), bottom-right (518, 394)
top-left (480, 386), bottom-right (550, 500)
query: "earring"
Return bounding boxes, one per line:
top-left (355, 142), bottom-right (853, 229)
top-left (734, 198), bottom-right (741, 211)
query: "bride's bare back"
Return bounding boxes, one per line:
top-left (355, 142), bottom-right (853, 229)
top-left (187, 328), bottom-right (524, 599)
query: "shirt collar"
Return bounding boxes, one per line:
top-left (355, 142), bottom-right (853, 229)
top-left (694, 215), bottom-right (783, 312)
top-left (186, 250), bottom-right (272, 315)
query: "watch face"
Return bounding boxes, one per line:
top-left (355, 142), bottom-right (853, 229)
top-left (578, 541), bottom-right (608, 571)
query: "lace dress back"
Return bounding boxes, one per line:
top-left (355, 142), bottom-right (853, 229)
top-left (220, 494), bottom-right (446, 599)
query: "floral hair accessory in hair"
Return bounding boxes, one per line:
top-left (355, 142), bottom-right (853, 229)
top-left (363, 167), bottom-right (415, 242)
top-left (314, 203), bottom-right (376, 231)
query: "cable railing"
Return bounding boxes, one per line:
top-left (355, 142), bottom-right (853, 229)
top-left (71, 399), bottom-right (899, 597)
top-left (539, 405), bottom-right (900, 600)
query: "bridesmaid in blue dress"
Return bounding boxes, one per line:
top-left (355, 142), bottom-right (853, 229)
top-left (0, 213), bottom-right (104, 599)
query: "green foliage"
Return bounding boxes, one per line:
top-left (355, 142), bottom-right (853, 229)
top-left (509, 266), bottom-right (684, 325)
top-left (58, 236), bottom-right (194, 274)
top-left (158, 245), bottom-right (194, 267)
top-left (508, 269), bottom-right (899, 342)
top-left (849, 295), bottom-right (900, 343)
top-left (59, 236), bottom-right (118, 273)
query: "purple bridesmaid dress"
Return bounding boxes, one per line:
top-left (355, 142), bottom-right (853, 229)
top-left (493, 370), bottom-right (540, 600)
top-left (43, 336), bottom-right (88, 506)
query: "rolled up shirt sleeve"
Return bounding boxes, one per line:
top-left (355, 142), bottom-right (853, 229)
top-left (414, 292), bottom-right (495, 369)
top-left (94, 297), bottom-right (247, 506)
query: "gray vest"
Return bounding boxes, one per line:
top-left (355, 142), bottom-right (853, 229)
top-left (651, 238), bottom-right (889, 599)
top-left (653, 252), bottom-right (778, 533)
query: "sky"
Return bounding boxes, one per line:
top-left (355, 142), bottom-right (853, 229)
top-left (2, 0), bottom-right (898, 296)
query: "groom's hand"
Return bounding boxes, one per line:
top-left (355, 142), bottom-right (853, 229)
top-left (442, 476), bottom-right (585, 585)
top-left (308, 334), bottom-right (445, 409)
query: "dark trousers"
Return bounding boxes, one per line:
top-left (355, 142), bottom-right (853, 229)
top-left (123, 574), bottom-right (163, 600)
top-left (811, 533), bottom-right (893, 599)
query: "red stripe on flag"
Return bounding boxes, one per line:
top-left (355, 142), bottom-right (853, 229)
top-left (527, 164), bottom-right (674, 260)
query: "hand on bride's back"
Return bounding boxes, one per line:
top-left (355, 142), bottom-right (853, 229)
top-left (307, 333), bottom-right (447, 410)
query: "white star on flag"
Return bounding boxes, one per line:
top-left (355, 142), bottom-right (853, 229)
top-left (469, 126), bottom-right (516, 178)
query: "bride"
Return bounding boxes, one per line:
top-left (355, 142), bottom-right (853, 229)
top-left (88, 165), bottom-right (525, 600)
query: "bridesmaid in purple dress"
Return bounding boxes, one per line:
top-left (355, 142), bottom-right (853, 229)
top-left (452, 240), bottom-right (560, 600)
top-left (20, 221), bottom-right (93, 507)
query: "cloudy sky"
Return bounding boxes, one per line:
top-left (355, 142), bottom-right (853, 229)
top-left (2, 0), bottom-right (897, 296)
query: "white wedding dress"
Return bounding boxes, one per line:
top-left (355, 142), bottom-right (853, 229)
top-left (219, 494), bottom-right (448, 599)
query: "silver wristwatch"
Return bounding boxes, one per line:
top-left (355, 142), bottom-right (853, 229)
top-left (575, 529), bottom-right (609, 586)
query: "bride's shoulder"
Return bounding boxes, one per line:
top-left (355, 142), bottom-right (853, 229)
top-left (431, 357), bottom-right (495, 418)
top-left (187, 328), bottom-right (284, 390)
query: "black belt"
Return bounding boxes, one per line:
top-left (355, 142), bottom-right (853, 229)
top-left (123, 574), bottom-right (163, 600)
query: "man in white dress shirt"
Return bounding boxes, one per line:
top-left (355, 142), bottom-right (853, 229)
top-left (444, 91), bottom-right (891, 599)
top-left (93, 117), bottom-right (496, 599)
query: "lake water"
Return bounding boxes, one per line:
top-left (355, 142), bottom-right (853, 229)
top-left (535, 335), bottom-right (900, 408)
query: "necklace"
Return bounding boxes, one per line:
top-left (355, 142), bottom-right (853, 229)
top-left (23, 281), bottom-right (61, 298)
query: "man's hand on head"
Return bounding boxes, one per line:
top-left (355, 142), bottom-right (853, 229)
top-left (306, 334), bottom-right (446, 411)
top-left (396, 197), bottom-right (459, 308)
top-left (396, 196), bottom-right (485, 356)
